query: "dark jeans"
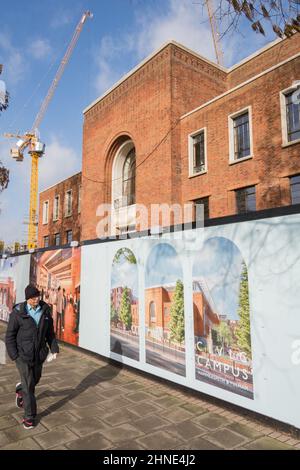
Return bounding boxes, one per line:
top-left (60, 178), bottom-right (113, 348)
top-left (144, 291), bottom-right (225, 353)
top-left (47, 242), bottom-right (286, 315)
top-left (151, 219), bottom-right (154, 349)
top-left (15, 358), bottom-right (43, 420)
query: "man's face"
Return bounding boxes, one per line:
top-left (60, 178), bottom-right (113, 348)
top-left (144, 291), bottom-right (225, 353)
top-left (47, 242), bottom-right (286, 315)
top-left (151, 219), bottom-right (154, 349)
top-left (27, 296), bottom-right (40, 308)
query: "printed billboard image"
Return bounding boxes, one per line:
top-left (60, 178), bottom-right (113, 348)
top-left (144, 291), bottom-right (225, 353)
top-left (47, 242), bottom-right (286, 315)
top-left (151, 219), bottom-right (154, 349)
top-left (193, 237), bottom-right (254, 399)
top-left (30, 247), bottom-right (81, 345)
top-left (110, 248), bottom-right (139, 360)
top-left (0, 257), bottom-right (17, 322)
top-left (145, 243), bottom-right (185, 377)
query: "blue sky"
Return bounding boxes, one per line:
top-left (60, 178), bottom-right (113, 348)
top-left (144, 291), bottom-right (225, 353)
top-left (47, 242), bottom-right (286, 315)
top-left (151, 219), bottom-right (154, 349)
top-left (145, 243), bottom-right (183, 287)
top-left (111, 248), bottom-right (138, 297)
top-left (193, 237), bottom-right (245, 320)
top-left (0, 0), bottom-right (282, 245)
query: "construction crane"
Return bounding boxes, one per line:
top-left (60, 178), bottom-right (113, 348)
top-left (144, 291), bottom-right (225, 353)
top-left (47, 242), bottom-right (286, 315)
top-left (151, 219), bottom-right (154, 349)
top-left (205, 0), bottom-right (224, 66)
top-left (4, 11), bottom-right (93, 249)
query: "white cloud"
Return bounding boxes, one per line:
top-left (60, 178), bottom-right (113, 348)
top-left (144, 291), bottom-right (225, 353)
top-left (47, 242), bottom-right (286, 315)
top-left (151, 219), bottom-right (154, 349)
top-left (0, 138), bottom-right (30, 244)
top-left (135, 0), bottom-right (214, 60)
top-left (111, 258), bottom-right (138, 295)
top-left (93, 0), bottom-right (218, 97)
top-left (50, 10), bottom-right (73, 29)
top-left (92, 0), bottom-right (274, 98)
top-left (0, 135), bottom-right (80, 244)
top-left (0, 33), bottom-right (27, 85)
top-left (94, 35), bottom-right (135, 95)
top-left (29, 39), bottom-right (52, 60)
top-left (39, 136), bottom-right (81, 191)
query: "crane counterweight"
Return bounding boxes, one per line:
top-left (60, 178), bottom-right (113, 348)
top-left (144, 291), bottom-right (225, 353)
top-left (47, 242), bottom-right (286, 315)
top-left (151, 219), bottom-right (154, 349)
top-left (3, 11), bottom-right (92, 249)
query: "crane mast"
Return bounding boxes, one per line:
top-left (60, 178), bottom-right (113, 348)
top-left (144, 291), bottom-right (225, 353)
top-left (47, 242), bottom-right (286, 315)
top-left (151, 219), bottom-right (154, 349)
top-left (205, 0), bottom-right (223, 66)
top-left (32, 11), bottom-right (92, 132)
top-left (4, 11), bottom-right (92, 249)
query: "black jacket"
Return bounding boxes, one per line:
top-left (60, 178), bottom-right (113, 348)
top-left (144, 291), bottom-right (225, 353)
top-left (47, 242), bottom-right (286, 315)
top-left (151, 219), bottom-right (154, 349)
top-left (5, 301), bottom-right (59, 365)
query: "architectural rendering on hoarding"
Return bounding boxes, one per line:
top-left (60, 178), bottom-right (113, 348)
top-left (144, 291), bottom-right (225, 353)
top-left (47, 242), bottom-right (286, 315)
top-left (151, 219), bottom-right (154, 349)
top-left (110, 248), bottom-right (139, 360)
top-left (0, 257), bottom-right (17, 322)
top-left (30, 247), bottom-right (81, 346)
top-left (193, 237), bottom-right (253, 399)
top-left (145, 243), bottom-right (186, 377)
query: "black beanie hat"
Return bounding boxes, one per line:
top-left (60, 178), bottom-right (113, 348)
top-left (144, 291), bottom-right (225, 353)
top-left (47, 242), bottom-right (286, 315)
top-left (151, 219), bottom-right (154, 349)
top-left (25, 285), bottom-right (40, 300)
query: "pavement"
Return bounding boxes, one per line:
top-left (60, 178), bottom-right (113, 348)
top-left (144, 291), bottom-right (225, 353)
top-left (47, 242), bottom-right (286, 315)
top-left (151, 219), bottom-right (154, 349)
top-left (0, 322), bottom-right (299, 451)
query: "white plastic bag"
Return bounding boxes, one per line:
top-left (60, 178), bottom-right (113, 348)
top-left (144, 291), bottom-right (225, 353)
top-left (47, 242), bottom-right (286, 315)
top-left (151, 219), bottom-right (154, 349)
top-left (46, 353), bottom-right (57, 363)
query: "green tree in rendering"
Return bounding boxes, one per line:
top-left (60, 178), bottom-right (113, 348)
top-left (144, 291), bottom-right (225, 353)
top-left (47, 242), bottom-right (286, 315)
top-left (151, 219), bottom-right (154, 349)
top-left (235, 261), bottom-right (252, 358)
top-left (217, 321), bottom-right (233, 348)
top-left (120, 287), bottom-right (132, 330)
top-left (110, 300), bottom-right (118, 325)
top-left (114, 248), bottom-right (136, 265)
top-left (169, 280), bottom-right (185, 345)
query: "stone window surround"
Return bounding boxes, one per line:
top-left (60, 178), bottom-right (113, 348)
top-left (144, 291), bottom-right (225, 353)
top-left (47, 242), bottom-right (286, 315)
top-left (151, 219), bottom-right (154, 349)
top-left (42, 200), bottom-right (49, 225)
top-left (188, 127), bottom-right (207, 178)
top-left (280, 83), bottom-right (300, 147)
top-left (228, 105), bottom-right (253, 164)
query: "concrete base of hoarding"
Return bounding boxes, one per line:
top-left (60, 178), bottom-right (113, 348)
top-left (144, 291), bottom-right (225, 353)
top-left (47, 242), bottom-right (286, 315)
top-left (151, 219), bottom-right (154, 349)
top-left (0, 322), bottom-right (299, 450)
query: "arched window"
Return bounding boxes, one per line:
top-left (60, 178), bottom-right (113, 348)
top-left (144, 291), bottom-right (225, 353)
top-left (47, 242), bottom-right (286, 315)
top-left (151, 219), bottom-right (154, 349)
top-left (122, 148), bottom-right (136, 206)
top-left (150, 301), bottom-right (156, 323)
top-left (112, 140), bottom-right (136, 209)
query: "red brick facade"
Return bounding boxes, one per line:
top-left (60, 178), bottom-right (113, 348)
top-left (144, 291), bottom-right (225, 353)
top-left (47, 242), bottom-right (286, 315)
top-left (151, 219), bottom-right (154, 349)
top-left (38, 172), bottom-right (81, 248)
top-left (80, 35), bottom-right (300, 240)
top-left (144, 284), bottom-right (219, 340)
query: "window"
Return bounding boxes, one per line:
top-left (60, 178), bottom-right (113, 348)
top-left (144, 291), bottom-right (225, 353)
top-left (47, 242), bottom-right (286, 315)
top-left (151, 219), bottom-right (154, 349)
top-left (122, 148), bottom-right (136, 207)
top-left (229, 108), bottom-right (252, 162)
top-left (112, 140), bottom-right (137, 214)
top-left (235, 186), bottom-right (256, 214)
top-left (285, 90), bottom-right (300, 142)
top-left (118, 224), bottom-right (136, 235)
top-left (65, 190), bottom-right (72, 217)
top-left (290, 175), bottom-right (300, 204)
top-left (149, 301), bottom-right (156, 323)
top-left (189, 129), bottom-right (206, 176)
top-left (66, 230), bottom-right (72, 244)
top-left (54, 233), bottom-right (60, 246)
top-left (164, 306), bottom-right (169, 318)
top-left (53, 195), bottom-right (59, 221)
top-left (194, 197), bottom-right (209, 220)
top-left (280, 86), bottom-right (300, 145)
top-left (78, 185), bottom-right (81, 213)
top-left (42, 201), bottom-right (49, 224)
top-left (43, 236), bottom-right (49, 248)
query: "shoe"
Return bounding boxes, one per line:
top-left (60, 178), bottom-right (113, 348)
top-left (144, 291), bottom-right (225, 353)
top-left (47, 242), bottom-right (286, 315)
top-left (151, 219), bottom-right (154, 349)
top-left (22, 418), bottom-right (35, 429)
top-left (16, 391), bottom-right (23, 408)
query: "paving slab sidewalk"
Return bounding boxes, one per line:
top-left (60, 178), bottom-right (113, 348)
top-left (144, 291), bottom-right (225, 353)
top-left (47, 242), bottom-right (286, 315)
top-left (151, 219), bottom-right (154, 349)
top-left (0, 323), bottom-right (298, 451)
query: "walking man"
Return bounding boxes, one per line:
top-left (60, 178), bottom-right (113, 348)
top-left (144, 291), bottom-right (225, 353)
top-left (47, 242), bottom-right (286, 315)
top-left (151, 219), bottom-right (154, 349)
top-left (5, 284), bottom-right (59, 429)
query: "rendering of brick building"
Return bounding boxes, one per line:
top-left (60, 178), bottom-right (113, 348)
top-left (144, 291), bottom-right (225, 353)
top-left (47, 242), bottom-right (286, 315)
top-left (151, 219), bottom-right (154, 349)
top-left (145, 285), bottom-right (175, 339)
top-left (0, 278), bottom-right (15, 311)
top-left (111, 286), bottom-right (139, 333)
top-left (38, 172), bottom-right (81, 248)
top-left (145, 281), bottom-right (219, 342)
top-left (81, 34), bottom-right (300, 239)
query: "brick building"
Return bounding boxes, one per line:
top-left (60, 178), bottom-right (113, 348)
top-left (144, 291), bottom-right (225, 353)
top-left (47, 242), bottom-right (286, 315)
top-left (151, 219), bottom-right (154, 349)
top-left (81, 34), bottom-right (300, 239)
top-left (38, 172), bottom-right (81, 248)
